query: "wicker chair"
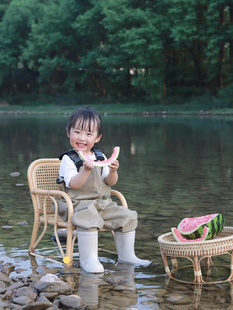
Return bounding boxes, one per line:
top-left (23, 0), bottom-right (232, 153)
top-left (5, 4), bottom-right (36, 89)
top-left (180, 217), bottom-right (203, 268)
top-left (27, 158), bottom-right (128, 267)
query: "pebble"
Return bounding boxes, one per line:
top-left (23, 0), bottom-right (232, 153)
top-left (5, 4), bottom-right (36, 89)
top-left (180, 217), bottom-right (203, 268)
top-left (9, 172), bottom-right (20, 177)
top-left (0, 263), bottom-right (78, 309)
top-left (17, 221), bottom-right (28, 225)
top-left (59, 295), bottom-right (84, 308)
top-left (0, 259), bottom-right (148, 309)
top-left (0, 260), bottom-right (231, 309)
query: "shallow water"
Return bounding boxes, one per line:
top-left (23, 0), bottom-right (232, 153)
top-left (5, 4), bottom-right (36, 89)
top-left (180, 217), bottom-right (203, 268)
top-left (1, 114), bottom-right (233, 308)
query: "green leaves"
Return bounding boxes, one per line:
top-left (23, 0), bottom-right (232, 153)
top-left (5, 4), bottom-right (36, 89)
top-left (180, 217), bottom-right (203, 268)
top-left (0, 0), bottom-right (232, 100)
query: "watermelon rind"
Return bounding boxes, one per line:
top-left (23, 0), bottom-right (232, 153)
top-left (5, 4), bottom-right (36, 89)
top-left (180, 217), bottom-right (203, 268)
top-left (79, 146), bottom-right (120, 167)
top-left (177, 213), bottom-right (225, 240)
top-left (171, 226), bottom-right (209, 242)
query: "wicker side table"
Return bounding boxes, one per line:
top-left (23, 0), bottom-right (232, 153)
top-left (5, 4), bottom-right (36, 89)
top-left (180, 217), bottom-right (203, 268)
top-left (158, 226), bottom-right (233, 284)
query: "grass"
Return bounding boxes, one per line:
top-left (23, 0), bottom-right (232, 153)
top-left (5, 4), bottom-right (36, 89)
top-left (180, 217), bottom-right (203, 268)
top-left (1, 93), bottom-right (233, 115)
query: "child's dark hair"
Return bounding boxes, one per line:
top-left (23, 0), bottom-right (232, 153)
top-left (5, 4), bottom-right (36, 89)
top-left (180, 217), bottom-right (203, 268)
top-left (67, 106), bottom-right (102, 135)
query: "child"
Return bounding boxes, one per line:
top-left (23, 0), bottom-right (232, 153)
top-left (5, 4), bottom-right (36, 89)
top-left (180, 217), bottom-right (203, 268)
top-left (57, 106), bottom-right (151, 273)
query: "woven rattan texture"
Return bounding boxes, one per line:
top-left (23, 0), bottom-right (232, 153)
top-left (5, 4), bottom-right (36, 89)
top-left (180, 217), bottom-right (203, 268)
top-left (34, 163), bottom-right (60, 212)
top-left (158, 227), bottom-right (233, 257)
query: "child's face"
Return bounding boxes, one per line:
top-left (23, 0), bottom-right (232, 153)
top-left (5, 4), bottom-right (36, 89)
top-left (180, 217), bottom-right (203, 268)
top-left (67, 119), bottom-right (101, 154)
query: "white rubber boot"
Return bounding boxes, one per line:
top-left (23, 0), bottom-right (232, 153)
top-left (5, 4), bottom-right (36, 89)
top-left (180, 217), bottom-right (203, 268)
top-left (77, 230), bottom-right (104, 273)
top-left (114, 231), bottom-right (152, 266)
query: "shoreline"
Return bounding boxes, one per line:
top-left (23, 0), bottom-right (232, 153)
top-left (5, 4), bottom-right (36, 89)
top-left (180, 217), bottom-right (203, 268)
top-left (1, 110), bottom-right (233, 116)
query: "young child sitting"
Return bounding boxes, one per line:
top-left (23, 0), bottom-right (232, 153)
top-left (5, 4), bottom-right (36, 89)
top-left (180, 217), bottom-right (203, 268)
top-left (57, 106), bottom-right (151, 273)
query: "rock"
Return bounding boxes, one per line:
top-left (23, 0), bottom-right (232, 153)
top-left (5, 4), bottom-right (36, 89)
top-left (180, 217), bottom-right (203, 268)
top-left (11, 276), bottom-right (20, 282)
top-left (15, 287), bottom-right (38, 301)
top-left (9, 172), bottom-right (20, 177)
top-left (8, 281), bottom-right (25, 290)
top-left (59, 266), bottom-right (80, 275)
top-left (36, 294), bottom-right (52, 305)
top-left (12, 296), bottom-right (34, 306)
top-left (34, 274), bottom-right (71, 294)
top-left (1, 265), bottom-right (15, 275)
top-left (35, 266), bottom-right (58, 275)
top-left (22, 302), bottom-right (52, 310)
top-left (15, 268), bottom-right (28, 273)
top-left (153, 288), bottom-right (168, 297)
top-left (0, 280), bottom-right (6, 288)
top-left (0, 287), bottom-right (7, 294)
top-left (28, 274), bottom-right (43, 284)
top-left (59, 295), bottom-right (84, 309)
top-left (16, 221), bottom-right (28, 226)
top-left (0, 272), bottom-right (11, 283)
top-left (39, 292), bottom-right (58, 301)
top-left (0, 300), bottom-right (8, 308)
top-left (4, 289), bottom-right (13, 298)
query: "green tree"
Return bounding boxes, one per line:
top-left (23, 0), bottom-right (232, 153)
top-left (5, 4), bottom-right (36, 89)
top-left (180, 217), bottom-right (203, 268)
top-left (0, 0), bottom-right (39, 95)
top-left (202, 0), bottom-right (233, 90)
top-left (23, 0), bottom-right (81, 93)
top-left (100, 0), bottom-right (165, 100)
top-left (0, 0), bottom-right (233, 102)
top-left (0, 0), bottom-right (10, 22)
top-left (72, 0), bottom-right (108, 95)
top-left (165, 0), bottom-right (233, 97)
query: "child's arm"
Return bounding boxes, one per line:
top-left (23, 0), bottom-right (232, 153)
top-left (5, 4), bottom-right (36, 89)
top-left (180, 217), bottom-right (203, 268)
top-left (104, 160), bottom-right (119, 186)
top-left (69, 161), bottom-right (94, 189)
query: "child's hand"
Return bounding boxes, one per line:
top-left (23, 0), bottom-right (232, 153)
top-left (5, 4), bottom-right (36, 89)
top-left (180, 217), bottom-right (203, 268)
top-left (83, 160), bottom-right (95, 171)
top-left (109, 160), bottom-right (119, 173)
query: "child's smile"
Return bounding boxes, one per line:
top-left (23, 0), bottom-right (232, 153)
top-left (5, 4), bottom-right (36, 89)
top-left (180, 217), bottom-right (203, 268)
top-left (67, 121), bottom-right (101, 155)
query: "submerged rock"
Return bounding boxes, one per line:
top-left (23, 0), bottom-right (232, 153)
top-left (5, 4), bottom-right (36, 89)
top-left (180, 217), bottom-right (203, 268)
top-left (59, 295), bottom-right (84, 308)
top-left (9, 172), bottom-right (20, 177)
top-left (35, 274), bottom-right (71, 294)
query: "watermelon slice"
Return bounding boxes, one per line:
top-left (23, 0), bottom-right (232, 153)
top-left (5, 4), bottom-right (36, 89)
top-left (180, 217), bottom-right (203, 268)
top-left (171, 226), bottom-right (209, 242)
top-left (177, 213), bottom-right (225, 240)
top-left (78, 146), bottom-right (120, 167)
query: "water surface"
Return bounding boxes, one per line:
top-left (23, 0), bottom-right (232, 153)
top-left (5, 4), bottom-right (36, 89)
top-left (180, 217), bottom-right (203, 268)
top-left (1, 114), bottom-right (233, 309)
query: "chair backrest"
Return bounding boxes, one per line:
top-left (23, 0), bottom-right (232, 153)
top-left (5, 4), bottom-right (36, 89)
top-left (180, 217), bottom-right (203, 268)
top-left (27, 158), bottom-right (61, 213)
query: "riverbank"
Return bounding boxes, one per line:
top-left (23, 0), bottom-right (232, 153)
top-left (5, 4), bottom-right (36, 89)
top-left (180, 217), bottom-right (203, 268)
top-left (1, 102), bottom-right (233, 116)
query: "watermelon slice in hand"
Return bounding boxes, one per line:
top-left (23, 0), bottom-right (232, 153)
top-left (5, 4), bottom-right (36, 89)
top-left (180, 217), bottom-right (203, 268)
top-left (79, 146), bottom-right (120, 167)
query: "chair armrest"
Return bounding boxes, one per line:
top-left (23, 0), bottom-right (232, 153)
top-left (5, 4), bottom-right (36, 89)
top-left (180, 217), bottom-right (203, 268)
top-left (30, 189), bottom-right (74, 222)
top-left (111, 190), bottom-right (128, 208)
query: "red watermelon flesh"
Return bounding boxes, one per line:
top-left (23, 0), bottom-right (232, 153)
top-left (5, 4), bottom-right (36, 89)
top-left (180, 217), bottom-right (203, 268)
top-left (178, 214), bottom-right (218, 233)
top-left (171, 226), bottom-right (209, 242)
top-left (177, 213), bottom-right (225, 240)
top-left (78, 146), bottom-right (120, 167)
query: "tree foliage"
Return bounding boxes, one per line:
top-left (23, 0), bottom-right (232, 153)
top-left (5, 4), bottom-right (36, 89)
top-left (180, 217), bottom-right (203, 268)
top-left (0, 0), bottom-right (232, 102)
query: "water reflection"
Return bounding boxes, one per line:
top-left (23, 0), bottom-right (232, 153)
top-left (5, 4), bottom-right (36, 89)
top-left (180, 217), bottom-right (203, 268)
top-left (1, 114), bottom-right (233, 308)
top-left (163, 280), bottom-right (233, 309)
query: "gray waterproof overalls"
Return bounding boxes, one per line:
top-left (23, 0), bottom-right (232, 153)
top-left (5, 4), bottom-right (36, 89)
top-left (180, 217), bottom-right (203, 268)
top-left (57, 162), bottom-right (138, 232)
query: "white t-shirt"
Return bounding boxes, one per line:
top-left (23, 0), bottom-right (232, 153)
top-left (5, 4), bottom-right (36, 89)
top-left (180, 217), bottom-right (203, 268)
top-left (60, 151), bottom-right (110, 188)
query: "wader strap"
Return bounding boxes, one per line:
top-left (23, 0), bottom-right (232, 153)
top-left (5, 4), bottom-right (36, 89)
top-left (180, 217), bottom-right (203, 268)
top-left (58, 147), bottom-right (105, 174)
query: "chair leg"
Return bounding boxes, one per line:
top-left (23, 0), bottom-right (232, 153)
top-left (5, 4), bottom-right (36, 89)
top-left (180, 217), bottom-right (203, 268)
top-left (65, 225), bottom-right (74, 267)
top-left (29, 218), bottom-right (40, 252)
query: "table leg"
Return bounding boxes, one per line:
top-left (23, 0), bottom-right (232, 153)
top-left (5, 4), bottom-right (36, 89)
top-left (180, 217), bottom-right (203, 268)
top-left (171, 257), bottom-right (178, 268)
top-left (193, 255), bottom-right (202, 283)
top-left (230, 250), bottom-right (233, 281)
top-left (162, 253), bottom-right (171, 278)
top-left (204, 257), bottom-right (212, 281)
